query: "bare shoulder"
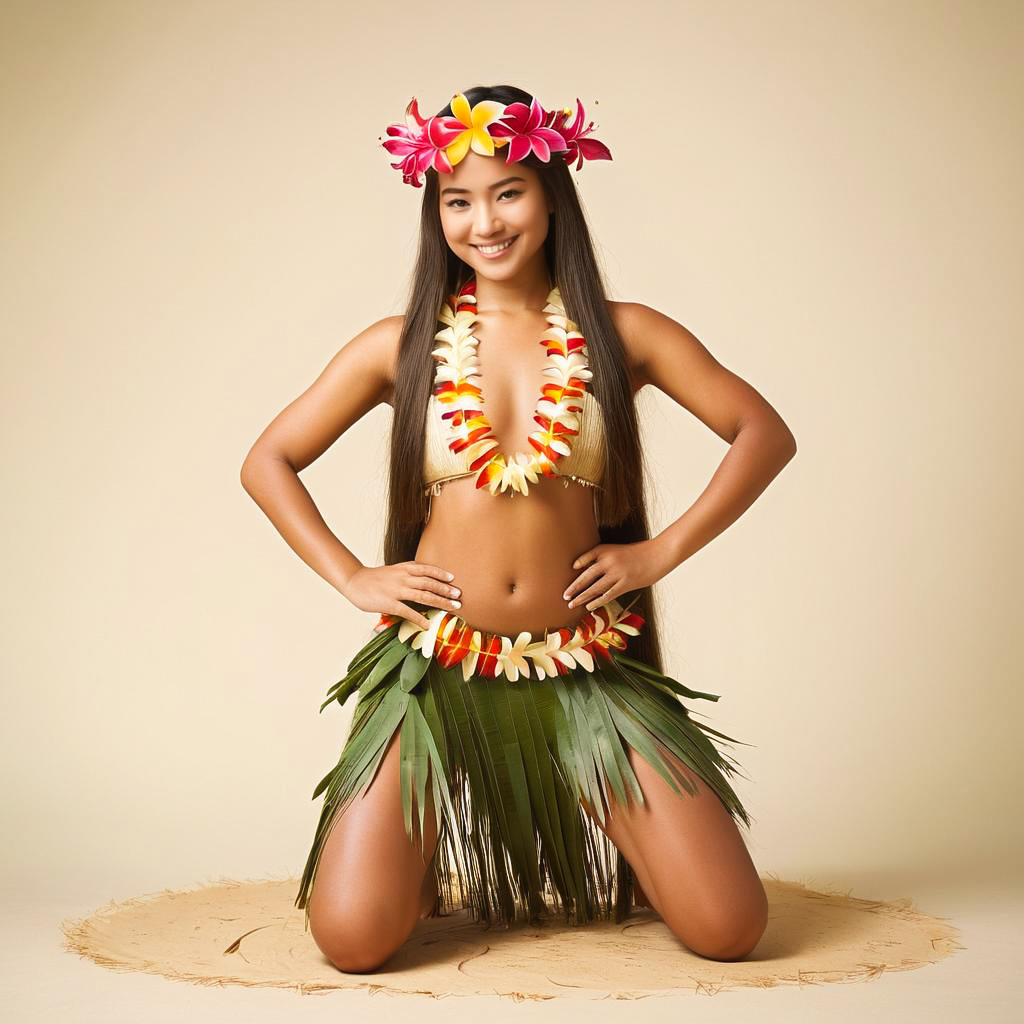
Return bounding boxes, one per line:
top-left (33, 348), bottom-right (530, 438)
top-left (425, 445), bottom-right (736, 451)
top-left (605, 299), bottom-right (794, 448)
top-left (605, 299), bottom-right (680, 392)
top-left (369, 314), bottom-right (404, 406)
top-left (240, 313), bottom-right (407, 475)
top-left (325, 311), bottom-right (404, 407)
top-left (606, 298), bottom-right (727, 396)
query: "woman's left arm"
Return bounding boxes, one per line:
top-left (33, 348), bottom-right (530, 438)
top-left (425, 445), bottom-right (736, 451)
top-left (565, 302), bottom-right (797, 611)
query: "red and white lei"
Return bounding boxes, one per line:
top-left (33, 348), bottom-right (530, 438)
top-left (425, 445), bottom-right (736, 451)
top-left (431, 275), bottom-right (593, 496)
top-left (374, 597), bottom-right (645, 682)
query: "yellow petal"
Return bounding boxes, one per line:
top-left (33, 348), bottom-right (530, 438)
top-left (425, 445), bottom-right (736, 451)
top-left (470, 98), bottom-right (506, 129)
top-left (470, 126), bottom-right (496, 157)
top-left (450, 92), bottom-right (472, 126)
top-left (446, 131), bottom-right (472, 165)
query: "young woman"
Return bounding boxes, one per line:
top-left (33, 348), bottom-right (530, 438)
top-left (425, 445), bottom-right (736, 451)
top-left (240, 84), bottom-right (796, 974)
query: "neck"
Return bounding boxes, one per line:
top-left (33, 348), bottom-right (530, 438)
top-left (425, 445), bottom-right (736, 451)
top-left (468, 264), bottom-right (554, 314)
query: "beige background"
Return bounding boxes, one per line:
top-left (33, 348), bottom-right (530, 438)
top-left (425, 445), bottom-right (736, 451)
top-left (2, 0), bottom-right (1020, 1019)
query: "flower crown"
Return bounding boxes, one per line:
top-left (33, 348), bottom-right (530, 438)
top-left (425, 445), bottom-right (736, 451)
top-left (379, 91), bottom-right (612, 188)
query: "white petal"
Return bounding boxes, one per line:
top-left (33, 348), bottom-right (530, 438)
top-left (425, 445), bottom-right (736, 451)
top-left (533, 653), bottom-right (557, 677)
top-left (420, 611), bottom-right (446, 657)
top-left (464, 633), bottom-right (481, 677)
top-left (574, 648), bottom-right (595, 673)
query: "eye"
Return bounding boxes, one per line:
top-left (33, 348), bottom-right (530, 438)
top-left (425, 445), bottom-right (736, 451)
top-left (445, 188), bottom-right (522, 209)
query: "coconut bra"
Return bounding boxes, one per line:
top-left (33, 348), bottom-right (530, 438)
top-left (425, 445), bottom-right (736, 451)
top-left (422, 275), bottom-right (607, 522)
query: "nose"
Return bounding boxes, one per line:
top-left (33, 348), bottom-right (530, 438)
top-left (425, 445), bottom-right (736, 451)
top-left (473, 202), bottom-right (502, 239)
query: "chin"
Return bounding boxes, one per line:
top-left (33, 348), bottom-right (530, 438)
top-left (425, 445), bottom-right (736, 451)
top-left (472, 258), bottom-right (519, 276)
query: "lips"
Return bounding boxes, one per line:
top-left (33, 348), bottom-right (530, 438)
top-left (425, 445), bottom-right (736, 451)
top-left (472, 235), bottom-right (519, 257)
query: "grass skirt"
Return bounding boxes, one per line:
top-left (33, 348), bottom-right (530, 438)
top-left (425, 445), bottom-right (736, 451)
top-left (294, 613), bottom-right (753, 930)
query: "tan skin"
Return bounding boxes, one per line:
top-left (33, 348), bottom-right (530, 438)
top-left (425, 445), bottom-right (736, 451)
top-left (241, 151), bottom-right (796, 971)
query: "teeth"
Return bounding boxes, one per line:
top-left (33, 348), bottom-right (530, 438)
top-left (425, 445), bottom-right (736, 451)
top-left (476, 237), bottom-right (516, 254)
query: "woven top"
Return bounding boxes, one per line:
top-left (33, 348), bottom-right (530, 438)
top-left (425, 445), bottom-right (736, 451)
top-left (423, 387), bottom-right (607, 491)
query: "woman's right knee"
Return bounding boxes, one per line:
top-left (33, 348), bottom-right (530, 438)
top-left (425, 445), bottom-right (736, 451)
top-left (305, 727), bottom-right (439, 972)
top-left (309, 896), bottom-right (413, 973)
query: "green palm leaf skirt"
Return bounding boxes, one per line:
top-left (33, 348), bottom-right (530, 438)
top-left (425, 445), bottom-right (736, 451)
top-left (294, 603), bottom-right (753, 931)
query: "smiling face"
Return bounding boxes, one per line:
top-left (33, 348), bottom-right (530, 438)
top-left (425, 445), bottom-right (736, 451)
top-left (437, 151), bottom-right (554, 280)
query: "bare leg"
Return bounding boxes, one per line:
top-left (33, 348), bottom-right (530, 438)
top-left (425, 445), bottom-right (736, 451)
top-left (581, 741), bottom-right (767, 961)
top-left (307, 727), bottom-right (441, 973)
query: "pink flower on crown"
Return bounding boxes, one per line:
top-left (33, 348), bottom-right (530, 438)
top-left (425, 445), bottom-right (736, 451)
top-left (548, 99), bottom-right (613, 170)
top-left (380, 97), bottom-right (463, 188)
top-left (489, 97), bottom-right (569, 163)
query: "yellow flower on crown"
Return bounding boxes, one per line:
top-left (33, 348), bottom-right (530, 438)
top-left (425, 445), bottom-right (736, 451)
top-left (445, 92), bottom-right (510, 166)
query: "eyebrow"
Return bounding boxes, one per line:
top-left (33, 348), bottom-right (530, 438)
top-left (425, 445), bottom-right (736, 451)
top-left (440, 176), bottom-right (527, 196)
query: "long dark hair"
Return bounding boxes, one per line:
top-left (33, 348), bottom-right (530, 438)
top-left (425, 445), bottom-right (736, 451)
top-left (383, 83), bottom-right (665, 672)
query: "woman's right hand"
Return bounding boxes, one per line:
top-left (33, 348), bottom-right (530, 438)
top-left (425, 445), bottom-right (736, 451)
top-left (341, 562), bottom-right (461, 630)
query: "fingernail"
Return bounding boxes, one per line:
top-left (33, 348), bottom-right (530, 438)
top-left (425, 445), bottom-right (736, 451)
top-left (453, 600), bottom-right (461, 608)
top-left (447, 572), bottom-right (454, 580)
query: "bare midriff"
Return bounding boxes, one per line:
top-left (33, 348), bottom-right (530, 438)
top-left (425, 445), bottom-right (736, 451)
top-left (414, 473), bottom-right (603, 636)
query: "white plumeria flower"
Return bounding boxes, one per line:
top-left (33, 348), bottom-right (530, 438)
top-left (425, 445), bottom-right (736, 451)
top-left (502, 461), bottom-right (525, 495)
top-left (436, 303), bottom-right (476, 330)
top-left (570, 646), bottom-right (594, 672)
top-left (525, 632), bottom-right (563, 679)
top-left (436, 300), bottom-right (459, 327)
top-left (461, 629), bottom-right (483, 682)
top-left (492, 452), bottom-right (540, 496)
top-left (608, 599), bottom-right (642, 637)
top-left (456, 351), bottom-right (480, 375)
top-left (398, 616), bottom-right (422, 644)
top-left (515, 451), bottom-right (541, 480)
top-left (485, 466), bottom-right (506, 495)
top-left (547, 350), bottom-right (592, 378)
top-left (466, 438), bottom-right (499, 464)
top-left (409, 608), bottom-right (447, 658)
top-left (438, 614), bottom-right (459, 644)
top-left (536, 397), bottom-right (581, 427)
top-left (530, 428), bottom-right (572, 459)
top-left (497, 631), bottom-right (533, 681)
top-left (534, 452), bottom-right (559, 475)
top-left (552, 648), bottom-right (582, 671)
top-left (557, 626), bottom-right (595, 670)
top-left (588, 606), bottom-right (610, 636)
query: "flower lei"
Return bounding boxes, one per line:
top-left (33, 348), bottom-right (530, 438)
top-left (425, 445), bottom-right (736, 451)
top-left (380, 91), bottom-right (612, 188)
top-left (374, 596), bottom-right (645, 682)
top-left (431, 275), bottom-right (593, 496)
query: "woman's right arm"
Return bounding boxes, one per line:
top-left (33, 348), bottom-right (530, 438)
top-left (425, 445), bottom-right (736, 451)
top-left (239, 316), bottom-right (460, 630)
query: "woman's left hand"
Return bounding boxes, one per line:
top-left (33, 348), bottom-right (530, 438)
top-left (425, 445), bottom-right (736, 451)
top-left (563, 538), bottom-right (675, 611)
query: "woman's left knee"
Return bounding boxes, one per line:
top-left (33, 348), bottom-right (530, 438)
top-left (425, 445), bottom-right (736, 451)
top-left (668, 884), bottom-right (769, 962)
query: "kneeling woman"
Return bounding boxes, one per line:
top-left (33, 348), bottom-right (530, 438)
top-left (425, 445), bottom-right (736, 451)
top-left (240, 84), bottom-right (796, 973)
